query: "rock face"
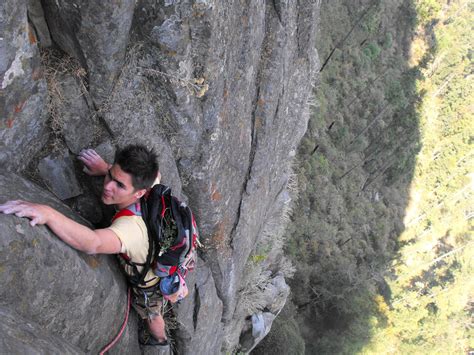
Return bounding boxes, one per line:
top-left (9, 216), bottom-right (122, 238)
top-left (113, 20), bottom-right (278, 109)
top-left (1, 307), bottom-right (83, 354)
top-left (0, 0), bottom-right (48, 172)
top-left (41, 0), bottom-right (136, 105)
top-left (38, 149), bottom-right (83, 199)
top-left (0, 0), bottom-right (319, 353)
top-left (0, 173), bottom-right (141, 354)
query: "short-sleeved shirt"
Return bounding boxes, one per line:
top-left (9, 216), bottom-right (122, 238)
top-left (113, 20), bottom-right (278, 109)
top-left (108, 213), bottom-right (159, 288)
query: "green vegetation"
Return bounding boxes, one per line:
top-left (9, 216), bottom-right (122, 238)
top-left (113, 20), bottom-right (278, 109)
top-left (286, 0), bottom-right (421, 352)
top-left (363, 0), bottom-right (473, 352)
top-left (255, 0), bottom-right (472, 353)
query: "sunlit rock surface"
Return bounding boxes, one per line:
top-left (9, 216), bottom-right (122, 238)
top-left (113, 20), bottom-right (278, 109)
top-left (0, 173), bottom-right (140, 353)
top-left (0, 0), bottom-right (319, 353)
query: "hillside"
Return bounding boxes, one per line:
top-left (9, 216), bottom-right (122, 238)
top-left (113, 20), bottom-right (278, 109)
top-left (255, 0), bottom-right (472, 353)
top-left (364, 0), bottom-right (473, 352)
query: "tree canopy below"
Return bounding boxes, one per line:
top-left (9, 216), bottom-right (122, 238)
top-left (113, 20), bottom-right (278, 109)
top-left (254, 0), bottom-right (473, 353)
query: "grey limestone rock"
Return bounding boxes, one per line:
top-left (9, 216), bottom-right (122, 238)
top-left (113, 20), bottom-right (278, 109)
top-left (41, 0), bottom-right (136, 105)
top-left (0, 0), bottom-right (48, 172)
top-left (27, 0), bottom-right (52, 47)
top-left (0, 307), bottom-right (83, 354)
top-left (142, 343), bottom-right (171, 355)
top-left (94, 140), bottom-right (116, 165)
top-left (54, 72), bottom-right (95, 154)
top-left (119, 3), bottom-right (319, 352)
top-left (173, 260), bottom-right (224, 354)
top-left (0, 172), bottom-right (141, 353)
top-left (239, 312), bottom-right (276, 353)
top-left (150, 17), bottom-right (186, 53)
top-left (38, 149), bottom-right (83, 200)
top-left (0, 0), bottom-right (320, 353)
top-left (261, 273), bottom-right (291, 314)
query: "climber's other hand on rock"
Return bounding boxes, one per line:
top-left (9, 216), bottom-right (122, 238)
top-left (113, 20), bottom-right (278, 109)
top-left (78, 149), bottom-right (110, 176)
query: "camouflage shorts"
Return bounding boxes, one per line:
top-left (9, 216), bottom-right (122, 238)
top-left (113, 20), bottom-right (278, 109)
top-left (131, 286), bottom-right (164, 320)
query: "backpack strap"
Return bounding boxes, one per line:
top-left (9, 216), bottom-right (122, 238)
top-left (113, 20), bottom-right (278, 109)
top-left (139, 196), bottom-right (156, 287)
top-left (112, 203), bottom-right (141, 221)
top-left (113, 203), bottom-right (152, 287)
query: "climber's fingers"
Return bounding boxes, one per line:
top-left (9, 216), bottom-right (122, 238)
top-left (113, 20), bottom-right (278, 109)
top-left (78, 149), bottom-right (109, 176)
top-left (0, 200), bottom-right (24, 214)
top-left (0, 200), bottom-right (49, 226)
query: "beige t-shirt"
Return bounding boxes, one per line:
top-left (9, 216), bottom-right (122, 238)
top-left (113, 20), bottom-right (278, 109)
top-left (108, 215), bottom-right (158, 287)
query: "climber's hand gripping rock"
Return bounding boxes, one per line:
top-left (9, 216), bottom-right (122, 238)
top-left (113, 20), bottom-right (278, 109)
top-left (78, 149), bottom-right (110, 176)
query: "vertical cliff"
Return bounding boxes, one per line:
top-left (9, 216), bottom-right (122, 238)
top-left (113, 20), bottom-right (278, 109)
top-left (0, 1), bottom-right (320, 353)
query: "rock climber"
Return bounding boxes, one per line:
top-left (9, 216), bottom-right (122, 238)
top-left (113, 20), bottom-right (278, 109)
top-left (0, 144), bottom-right (168, 348)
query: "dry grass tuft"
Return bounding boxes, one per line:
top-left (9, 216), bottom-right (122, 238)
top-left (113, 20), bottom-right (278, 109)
top-left (41, 48), bottom-right (87, 150)
top-left (140, 67), bottom-right (209, 98)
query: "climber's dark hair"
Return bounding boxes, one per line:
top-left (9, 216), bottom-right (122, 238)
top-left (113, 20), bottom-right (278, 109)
top-left (114, 144), bottom-right (158, 190)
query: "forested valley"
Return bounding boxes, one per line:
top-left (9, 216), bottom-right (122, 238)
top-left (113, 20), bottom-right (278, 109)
top-left (254, 0), bottom-right (473, 353)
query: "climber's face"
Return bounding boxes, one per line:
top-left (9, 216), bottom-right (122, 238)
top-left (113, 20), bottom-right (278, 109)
top-left (102, 164), bottom-right (146, 209)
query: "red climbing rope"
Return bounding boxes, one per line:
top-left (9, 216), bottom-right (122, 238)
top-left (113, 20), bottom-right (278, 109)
top-left (99, 287), bottom-right (131, 355)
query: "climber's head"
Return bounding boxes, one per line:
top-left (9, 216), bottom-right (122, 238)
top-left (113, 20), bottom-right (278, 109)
top-left (101, 145), bottom-right (158, 209)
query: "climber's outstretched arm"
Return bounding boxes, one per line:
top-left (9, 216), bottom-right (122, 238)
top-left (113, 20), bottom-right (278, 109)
top-left (0, 200), bottom-right (121, 255)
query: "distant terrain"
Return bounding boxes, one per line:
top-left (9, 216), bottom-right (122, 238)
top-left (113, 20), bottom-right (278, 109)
top-left (255, 0), bottom-right (473, 353)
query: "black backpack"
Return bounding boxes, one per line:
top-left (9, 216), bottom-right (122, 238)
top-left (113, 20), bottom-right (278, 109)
top-left (117, 184), bottom-right (199, 301)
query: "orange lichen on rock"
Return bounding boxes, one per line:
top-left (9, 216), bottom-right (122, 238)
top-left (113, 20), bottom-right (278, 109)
top-left (32, 67), bottom-right (43, 81)
top-left (210, 218), bottom-right (231, 255)
top-left (14, 100), bottom-right (26, 113)
top-left (27, 24), bottom-right (37, 45)
top-left (84, 255), bottom-right (101, 269)
top-left (211, 182), bottom-right (222, 201)
top-left (6, 118), bottom-right (14, 128)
